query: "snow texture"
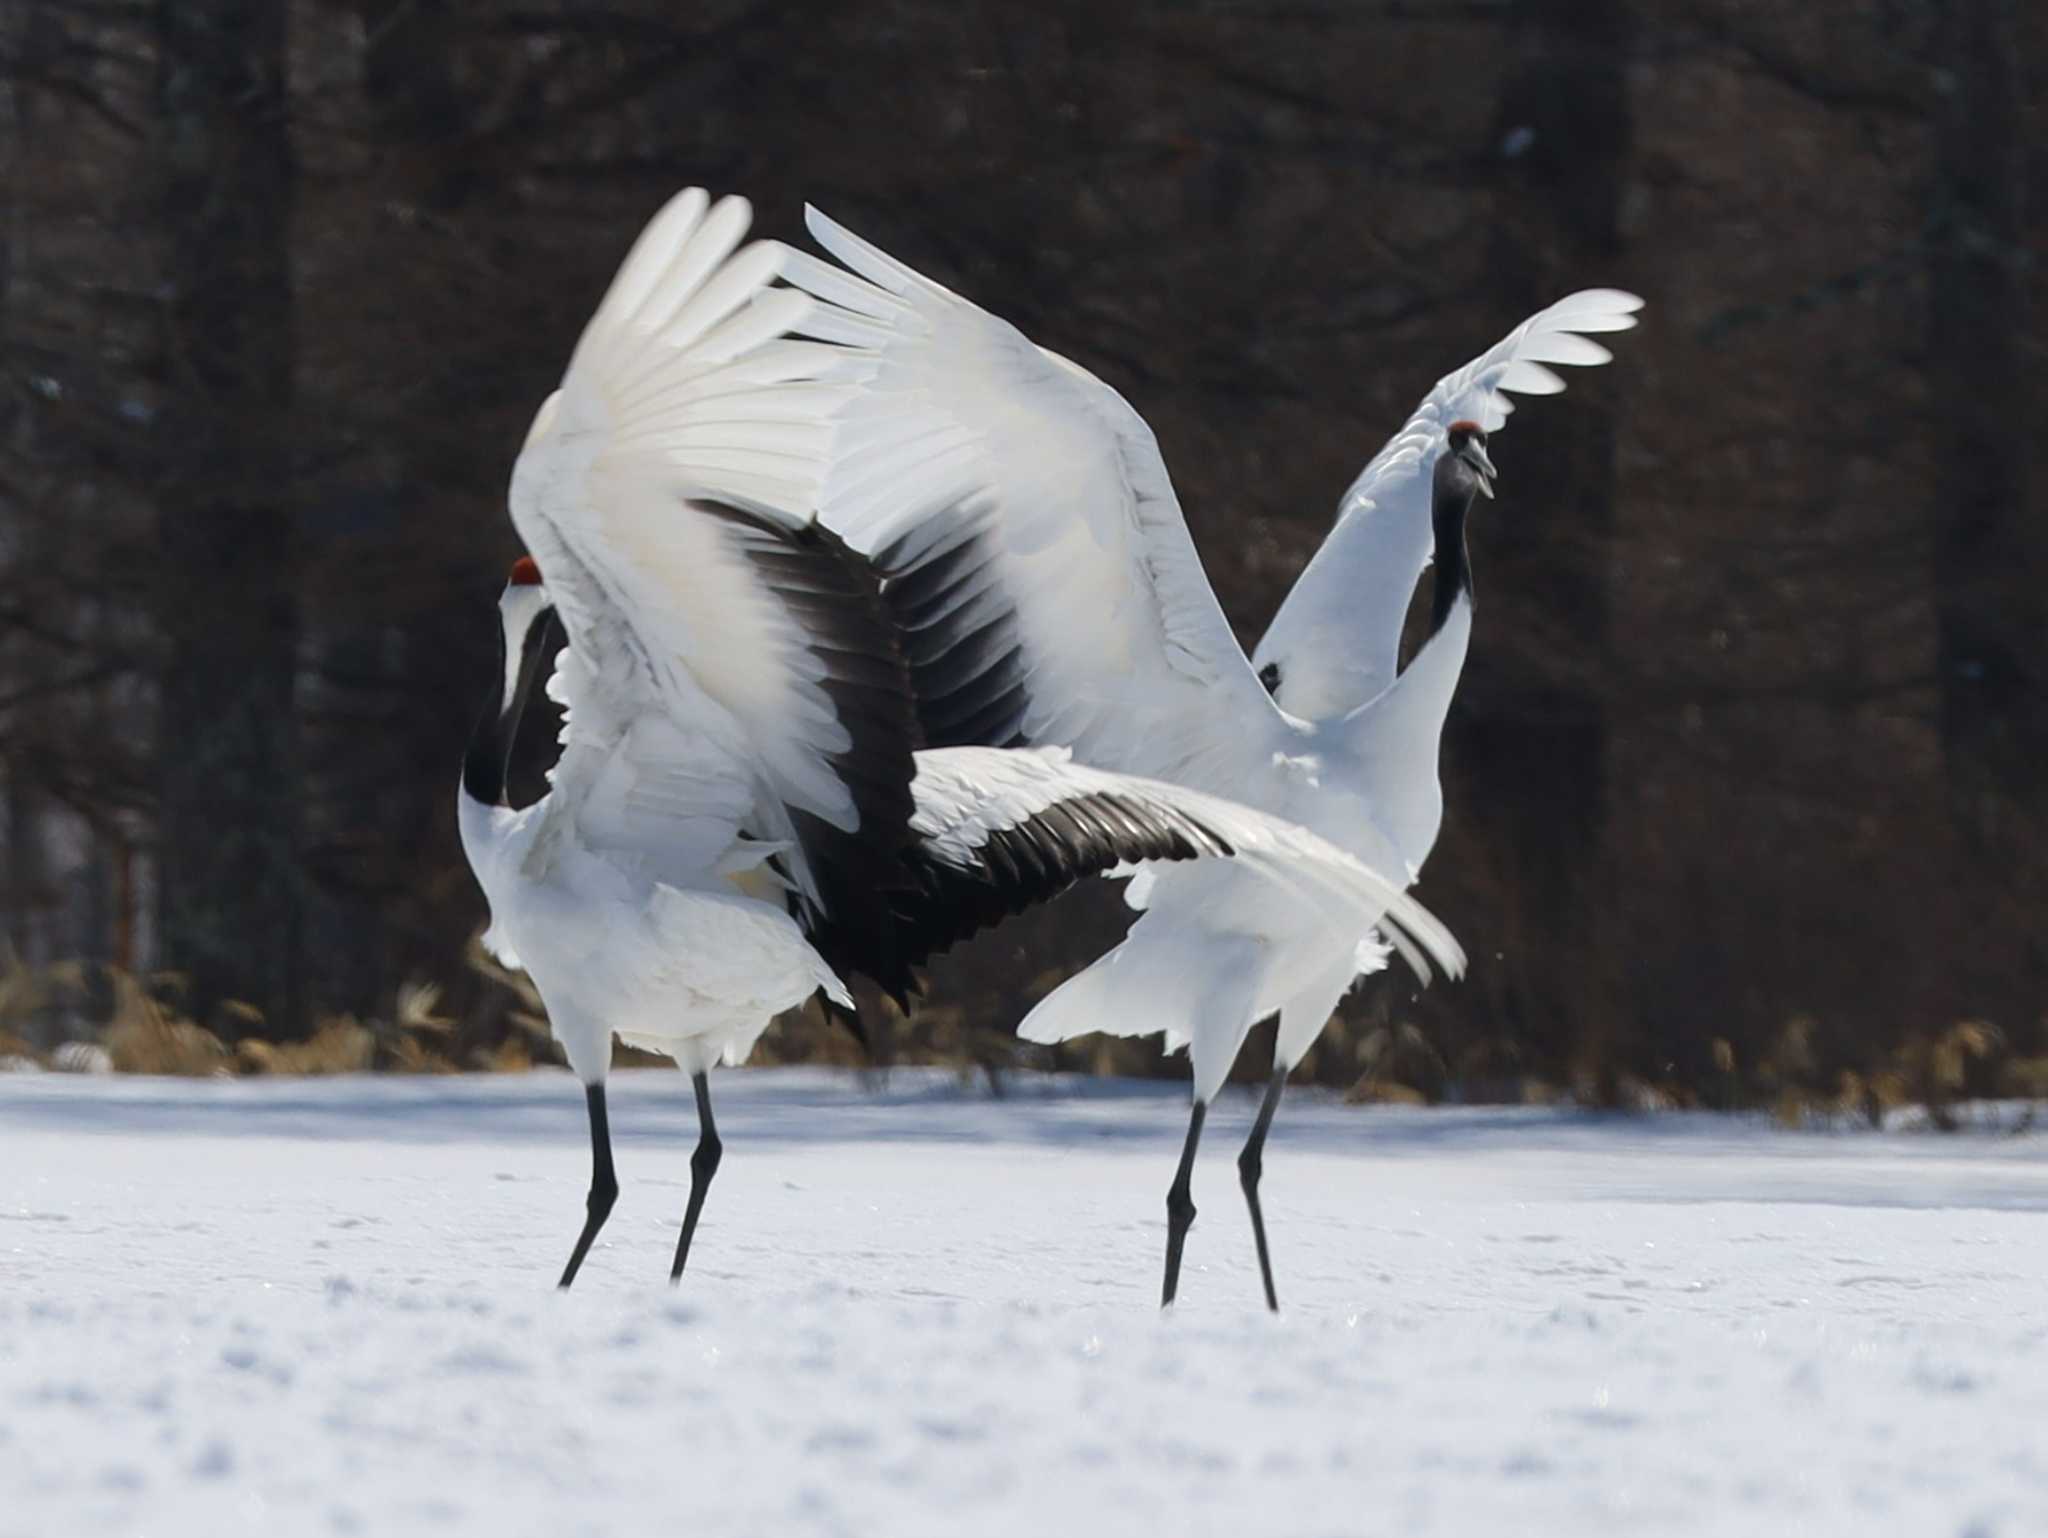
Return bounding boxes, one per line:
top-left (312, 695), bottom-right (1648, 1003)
top-left (3, 1069), bottom-right (2045, 1537)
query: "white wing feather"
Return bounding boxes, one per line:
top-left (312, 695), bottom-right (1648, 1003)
top-left (779, 206), bottom-right (1299, 799)
top-left (1252, 290), bottom-right (1643, 720)
top-left (506, 190), bottom-right (887, 902)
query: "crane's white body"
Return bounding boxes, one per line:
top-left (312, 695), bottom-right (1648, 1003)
top-left (461, 788), bottom-right (842, 1081)
top-left (767, 207), bottom-right (1636, 1101)
top-left (1027, 592), bottom-right (1477, 1092)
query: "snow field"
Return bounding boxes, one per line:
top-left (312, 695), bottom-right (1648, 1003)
top-left (2, 1070), bottom-right (2045, 1537)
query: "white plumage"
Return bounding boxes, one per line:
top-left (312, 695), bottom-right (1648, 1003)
top-left (778, 222), bottom-right (1290, 798)
top-left (456, 188), bottom-right (1467, 1290)
top-left (763, 200), bottom-right (1638, 1307)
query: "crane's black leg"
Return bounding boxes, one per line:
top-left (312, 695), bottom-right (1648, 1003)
top-left (1161, 1098), bottom-right (1208, 1308)
top-left (1238, 1068), bottom-right (1288, 1313)
top-left (669, 1070), bottom-right (723, 1283)
top-left (559, 1081), bottom-right (618, 1289)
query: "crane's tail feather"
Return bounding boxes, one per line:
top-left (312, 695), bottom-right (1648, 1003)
top-left (1019, 929), bottom-right (1267, 1102)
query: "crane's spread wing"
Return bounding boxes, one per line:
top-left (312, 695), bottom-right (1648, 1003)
top-left (885, 746), bottom-right (1466, 988)
top-left (771, 205), bottom-right (1300, 798)
top-left (508, 188), bottom-right (921, 944)
top-left (1252, 290), bottom-right (1643, 721)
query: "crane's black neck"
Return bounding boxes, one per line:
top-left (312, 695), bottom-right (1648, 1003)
top-left (462, 605), bottom-right (556, 807)
top-left (1428, 458), bottom-right (1478, 637)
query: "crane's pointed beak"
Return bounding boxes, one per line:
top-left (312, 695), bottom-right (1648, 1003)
top-left (1461, 438), bottom-right (1497, 498)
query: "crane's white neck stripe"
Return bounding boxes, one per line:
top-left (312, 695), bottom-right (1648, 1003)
top-left (499, 586), bottom-right (552, 716)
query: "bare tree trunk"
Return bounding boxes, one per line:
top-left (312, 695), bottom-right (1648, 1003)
top-left (291, 0), bottom-right (468, 1020)
top-left (1929, 0), bottom-right (2040, 1026)
top-left (153, 0), bottom-right (303, 1036)
top-left (358, 0), bottom-right (464, 189)
top-left (1466, 0), bottom-right (1632, 1096)
top-left (2, 7), bottom-right (27, 971)
top-left (4, 768), bottom-right (47, 968)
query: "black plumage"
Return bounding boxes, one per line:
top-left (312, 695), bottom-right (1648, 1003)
top-left (1428, 431), bottom-right (1483, 635)
top-left (873, 513), bottom-right (1032, 750)
top-left (698, 503), bottom-right (925, 1000)
top-left (888, 789), bottom-right (1234, 976)
top-left (463, 605), bottom-right (561, 807)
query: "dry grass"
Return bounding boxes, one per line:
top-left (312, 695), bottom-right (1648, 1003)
top-left (0, 948), bottom-right (483, 1077)
top-left (237, 1019), bottom-right (374, 1075)
top-left (0, 937), bottom-right (2038, 1135)
top-left (102, 970), bottom-right (230, 1076)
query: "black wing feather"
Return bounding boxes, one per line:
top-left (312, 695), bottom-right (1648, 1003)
top-left (700, 503), bottom-right (925, 1003)
top-left (888, 786), bottom-right (1233, 977)
top-left (873, 510), bottom-right (1033, 751)
top-left (704, 510), bottom-right (1239, 1011)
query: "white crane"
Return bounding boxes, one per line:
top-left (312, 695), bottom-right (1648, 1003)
top-left (457, 189), bottom-right (1467, 1289)
top-left (764, 205), bottom-right (1639, 1309)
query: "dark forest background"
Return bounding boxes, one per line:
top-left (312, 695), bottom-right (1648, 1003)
top-left (2, 1), bottom-right (2043, 1114)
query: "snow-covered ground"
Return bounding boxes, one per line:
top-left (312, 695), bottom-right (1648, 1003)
top-left (2, 1069), bottom-right (2044, 1537)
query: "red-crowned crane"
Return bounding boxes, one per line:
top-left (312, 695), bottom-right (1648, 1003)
top-left (761, 204), bottom-right (1637, 1309)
